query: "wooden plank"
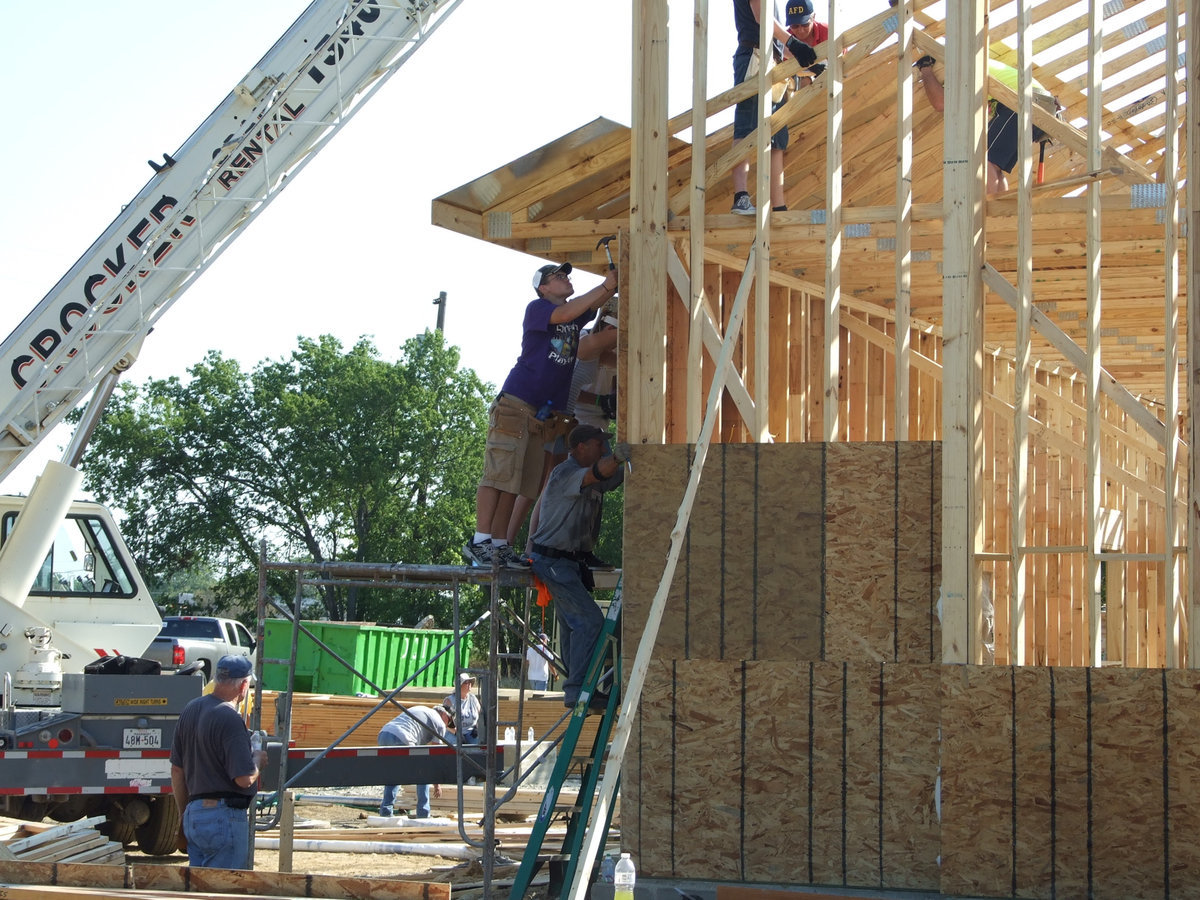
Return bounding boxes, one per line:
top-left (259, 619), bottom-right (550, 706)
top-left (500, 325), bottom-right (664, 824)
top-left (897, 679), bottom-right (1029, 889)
top-left (0, 859), bottom-right (451, 900)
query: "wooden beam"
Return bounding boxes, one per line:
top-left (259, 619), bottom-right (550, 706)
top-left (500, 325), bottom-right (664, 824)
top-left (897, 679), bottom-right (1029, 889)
top-left (628, 0), bottom-right (669, 445)
top-left (940, 0), bottom-right (987, 664)
top-left (824, 2), bottom-right (843, 441)
top-left (1163, 0), bottom-right (1182, 666)
top-left (1085, 0), bottom-right (1104, 666)
top-left (895, 0), bottom-right (914, 441)
top-left (982, 265), bottom-right (1167, 446)
top-left (1190, 0), bottom-right (1200, 669)
top-left (688, 0), bottom-right (709, 440)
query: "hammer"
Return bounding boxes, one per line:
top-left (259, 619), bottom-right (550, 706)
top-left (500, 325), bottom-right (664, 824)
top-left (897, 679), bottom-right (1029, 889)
top-left (596, 235), bottom-right (616, 270)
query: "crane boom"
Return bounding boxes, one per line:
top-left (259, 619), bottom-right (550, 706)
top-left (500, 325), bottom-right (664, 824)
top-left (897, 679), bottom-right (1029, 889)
top-left (0, 0), bottom-right (462, 485)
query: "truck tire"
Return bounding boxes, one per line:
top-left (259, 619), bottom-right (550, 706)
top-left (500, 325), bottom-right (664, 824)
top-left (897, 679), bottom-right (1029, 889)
top-left (136, 796), bottom-right (181, 856)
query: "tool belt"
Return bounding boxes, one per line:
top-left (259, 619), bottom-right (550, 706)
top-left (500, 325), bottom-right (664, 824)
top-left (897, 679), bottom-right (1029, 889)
top-left (529, 544), bottom-right (595, 592)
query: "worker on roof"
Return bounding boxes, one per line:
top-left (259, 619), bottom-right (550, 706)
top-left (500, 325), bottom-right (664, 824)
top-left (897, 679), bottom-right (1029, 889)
top-left (730, 0), bottom-right (824, 215)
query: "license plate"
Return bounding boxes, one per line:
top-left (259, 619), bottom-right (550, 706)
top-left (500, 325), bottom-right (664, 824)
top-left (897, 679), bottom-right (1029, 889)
top-left (123, 728), bottom-right (162, 749)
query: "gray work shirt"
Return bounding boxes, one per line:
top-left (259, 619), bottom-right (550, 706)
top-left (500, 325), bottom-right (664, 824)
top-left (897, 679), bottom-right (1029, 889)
top-left (530, 456), bottom-right (623, 553)
top-left (378, 706), bottom-right (447, 745)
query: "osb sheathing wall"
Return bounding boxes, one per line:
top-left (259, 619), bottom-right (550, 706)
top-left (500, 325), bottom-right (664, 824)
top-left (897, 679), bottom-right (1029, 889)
top-left (622, 443), bottom-right (1200, 899)
top-left (654, 267), bottom-right (1183, 667)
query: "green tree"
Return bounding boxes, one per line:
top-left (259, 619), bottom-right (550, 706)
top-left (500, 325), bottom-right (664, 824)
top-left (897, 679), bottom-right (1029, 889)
top-left (78, 332), bottom-right (489, 623)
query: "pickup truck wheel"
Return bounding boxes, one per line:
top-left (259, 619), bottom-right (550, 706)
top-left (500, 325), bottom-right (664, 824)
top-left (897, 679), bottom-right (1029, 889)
top-left (136, 796), bottom-right (181, 856)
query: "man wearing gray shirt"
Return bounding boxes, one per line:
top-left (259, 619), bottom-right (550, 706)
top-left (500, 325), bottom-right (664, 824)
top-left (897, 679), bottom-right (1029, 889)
top-left (527, 424), bottom-right (630, 710)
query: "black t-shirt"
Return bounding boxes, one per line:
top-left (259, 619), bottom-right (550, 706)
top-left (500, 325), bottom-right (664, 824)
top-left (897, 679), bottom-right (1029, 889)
top-left (170, 693), bottom-right (256, 800)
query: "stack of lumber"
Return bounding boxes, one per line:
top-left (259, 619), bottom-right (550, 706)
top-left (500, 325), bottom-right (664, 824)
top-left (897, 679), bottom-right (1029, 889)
top-left (0, 860), bottom-right (451, 899)
top-left (260, 689), bottom-right (601, 751)
top-left (0, 816), bottom-right (124, 866)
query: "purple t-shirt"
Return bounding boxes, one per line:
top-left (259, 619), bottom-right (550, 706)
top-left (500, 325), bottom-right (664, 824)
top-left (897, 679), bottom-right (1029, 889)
top-left (500, 297), bottom-right (595, 410)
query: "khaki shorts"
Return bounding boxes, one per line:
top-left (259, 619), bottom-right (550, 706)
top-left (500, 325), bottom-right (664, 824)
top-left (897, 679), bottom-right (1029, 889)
top-left (480, 394), bottom-right (548, 499)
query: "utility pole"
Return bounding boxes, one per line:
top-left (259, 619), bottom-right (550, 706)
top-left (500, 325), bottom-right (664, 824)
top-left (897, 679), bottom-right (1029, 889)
top-left (432, 291), bottom-right (447, 331)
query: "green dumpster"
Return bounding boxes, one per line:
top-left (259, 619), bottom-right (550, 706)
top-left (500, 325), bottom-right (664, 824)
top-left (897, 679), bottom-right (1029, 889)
top-left (261, 620), bottom-right (469, 694)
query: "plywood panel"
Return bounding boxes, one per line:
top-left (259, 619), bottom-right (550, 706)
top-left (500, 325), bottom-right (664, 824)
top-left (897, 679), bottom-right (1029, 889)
top-left (896, 442), bottom-right (941, 663)
top-left (671, 659), bottom-right (743, 880)
top-left (623, 445), bottom-right (689, 659)
top-left (754, 443), bottom-right (824, 661)
top-left (843, 663), bottom-right (882, 886)
top-left (940, 666), bottom-right (1014, 896)
top-left (1013, 667), bottom-right (1054, 899)
top-left (809, 662), bottom-right (846, 886)
top-left (1165, 670), bottom-right (1200, 894)
top-left (721, 445), bottom-right (759, 657)
top-left (1050, 668), bottom-right (1091, 898)
top-left (1090, 668), bottom-right (1166, 900)
top-left (742, 661), bottom-right (813, 883)
top-left (879, 664), bottom-right (940, 890)
top-left (825, 443), bottom-right (898, 661)
top-left (686, 444), bottom-right (727, 659)
top-left (629, 658), bottom-right (676, 877)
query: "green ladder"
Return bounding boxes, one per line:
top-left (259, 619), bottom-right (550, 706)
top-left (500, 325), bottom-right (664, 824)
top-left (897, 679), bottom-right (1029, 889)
top-left (509, 589), bottom-right (622, 899)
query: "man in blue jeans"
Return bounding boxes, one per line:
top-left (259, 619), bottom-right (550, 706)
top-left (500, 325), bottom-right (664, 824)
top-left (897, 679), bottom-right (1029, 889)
top-left (170, 655), bottom-right (265, 869)
top-left (377, 704), bottom-right (454, 818)
top-left (527, 424), bottom-right (629, 710)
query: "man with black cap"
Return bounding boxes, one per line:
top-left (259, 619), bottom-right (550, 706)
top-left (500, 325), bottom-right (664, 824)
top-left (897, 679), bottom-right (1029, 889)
top-left (464, 261), bottom-right (618, 570)
top-left (170, 654), bottom-right (266, 869)
top-left (528, 423), bottom-right (630, 711)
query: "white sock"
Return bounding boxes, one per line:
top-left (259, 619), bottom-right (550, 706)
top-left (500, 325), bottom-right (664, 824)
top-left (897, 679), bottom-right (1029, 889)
top-left (492, 539), bottom-right (509, 548)
top-left (473, 532), bottom-right (490, 544)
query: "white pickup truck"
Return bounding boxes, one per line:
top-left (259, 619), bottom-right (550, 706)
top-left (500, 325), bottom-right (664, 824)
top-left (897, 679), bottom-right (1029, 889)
top-left (144, 615), bottom-right (256, 682)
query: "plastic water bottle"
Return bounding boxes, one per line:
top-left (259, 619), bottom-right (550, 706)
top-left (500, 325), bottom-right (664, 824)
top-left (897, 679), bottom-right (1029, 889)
top-left (599, 854), bottom-right (615, 883)
top-left (504, 726), bottom-right (516, 744)
top-left (527, 726), bottom-right (535, 743)
top-left (250, 730), bottom-right (263, 753)
top-left (614, 852), bottom-right (635, 900)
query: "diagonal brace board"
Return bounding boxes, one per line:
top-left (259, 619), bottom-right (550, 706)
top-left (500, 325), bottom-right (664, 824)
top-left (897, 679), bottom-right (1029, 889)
top-left (981, 263), bottom-right (1167, 446)
top-left (566, 248), bottom-right (759, 900)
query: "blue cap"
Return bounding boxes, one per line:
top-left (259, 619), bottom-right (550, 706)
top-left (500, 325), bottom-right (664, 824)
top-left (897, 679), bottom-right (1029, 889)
top-left (216, 655), bottom-right (253, 681)
top-left (786, 0), bottom-right (814, 26)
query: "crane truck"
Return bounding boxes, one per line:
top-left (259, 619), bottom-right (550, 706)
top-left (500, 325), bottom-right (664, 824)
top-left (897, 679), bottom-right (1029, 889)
top-left (0, 0), bottom-right (462, 854)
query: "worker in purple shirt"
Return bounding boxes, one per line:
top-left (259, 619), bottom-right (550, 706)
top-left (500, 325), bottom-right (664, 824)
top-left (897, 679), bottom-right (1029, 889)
top-left (463, 261), bottom-right (617, 571)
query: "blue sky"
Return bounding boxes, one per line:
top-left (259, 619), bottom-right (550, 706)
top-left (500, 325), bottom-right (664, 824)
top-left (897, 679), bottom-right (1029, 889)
top-left (0, 0), bottom-right (874, 492)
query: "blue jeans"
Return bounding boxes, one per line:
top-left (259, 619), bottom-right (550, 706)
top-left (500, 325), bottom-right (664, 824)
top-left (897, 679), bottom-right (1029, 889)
top-left (732, 46), bottom-right (789, 148)
top-left (528, 679), bottom-right (548, 691)
top-left (379, 731), bottom-right (431, 818)
top-left (184, 799), bottom-right (250, 869)
top-left (530, 553), bottom-right (604, 703)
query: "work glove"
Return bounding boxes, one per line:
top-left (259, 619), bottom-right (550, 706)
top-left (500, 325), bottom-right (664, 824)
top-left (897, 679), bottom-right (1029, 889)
top-left (786, 36), bottom-right (816, 68)
top-left (807, 62), bottom-right (826, 78)
top-left (597, 393), bottom-right (617, 419)
top-left (612, 442), bottom-right (633, 464)
top-left (913, 55), bottom-right (936, 70)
